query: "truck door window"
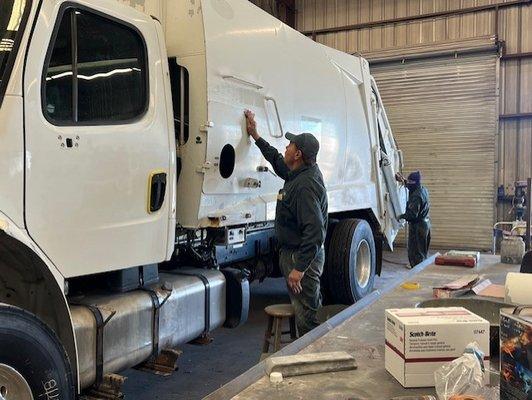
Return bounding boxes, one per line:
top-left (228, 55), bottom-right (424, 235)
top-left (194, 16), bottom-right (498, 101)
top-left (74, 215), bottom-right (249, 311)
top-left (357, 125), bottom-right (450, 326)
top-left (43, 11), bottom-right (72, 121)
top-left (168, 57), bottom-right (189, 145)
top-left (43, 7), bottom-right (148, 124)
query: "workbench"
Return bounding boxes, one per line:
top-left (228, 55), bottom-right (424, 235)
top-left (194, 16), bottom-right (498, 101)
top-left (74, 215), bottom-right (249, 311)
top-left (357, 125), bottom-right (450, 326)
top-left (205, 254), bottom-right (520, 400)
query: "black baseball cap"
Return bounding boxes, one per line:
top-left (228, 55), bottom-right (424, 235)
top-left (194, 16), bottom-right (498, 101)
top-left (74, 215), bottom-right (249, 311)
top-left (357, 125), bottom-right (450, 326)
top-left (285, 132), bottom-right (320, 160)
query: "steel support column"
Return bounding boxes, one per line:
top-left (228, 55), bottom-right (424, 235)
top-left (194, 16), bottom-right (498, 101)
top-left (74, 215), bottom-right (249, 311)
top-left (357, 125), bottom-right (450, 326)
top-left (527, 178), bottom-right (531, 251)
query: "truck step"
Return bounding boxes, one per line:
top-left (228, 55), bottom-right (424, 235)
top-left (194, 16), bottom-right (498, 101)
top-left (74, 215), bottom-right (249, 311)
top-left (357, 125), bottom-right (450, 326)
top-left (80, 373), bottom-right (126, 400)
top-left (134, 348), bottom-right (182, 376)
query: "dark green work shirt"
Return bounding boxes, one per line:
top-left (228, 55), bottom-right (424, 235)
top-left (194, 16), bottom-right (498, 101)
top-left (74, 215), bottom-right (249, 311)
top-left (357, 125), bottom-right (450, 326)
top-left (255, 138), bottom-right (328, 272)
top-left (400, 185), bottom-right (430, 223)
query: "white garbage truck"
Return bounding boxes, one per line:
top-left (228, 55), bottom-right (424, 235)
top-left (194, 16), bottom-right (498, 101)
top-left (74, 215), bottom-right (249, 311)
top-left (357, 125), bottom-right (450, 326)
top-left (0, 0), bottom-right (406, 397)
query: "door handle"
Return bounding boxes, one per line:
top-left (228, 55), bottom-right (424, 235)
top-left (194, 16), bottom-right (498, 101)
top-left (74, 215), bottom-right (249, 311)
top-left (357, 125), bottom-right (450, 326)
top-left (148, 170), bottom-right (167, 213)
top-left (264, 96), bottom-right (284, 138)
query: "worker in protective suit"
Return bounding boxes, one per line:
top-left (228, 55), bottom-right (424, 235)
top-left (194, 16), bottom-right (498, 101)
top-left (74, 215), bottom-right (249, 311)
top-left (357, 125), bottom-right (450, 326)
top-left (396, 171), bottom-right (431, 268)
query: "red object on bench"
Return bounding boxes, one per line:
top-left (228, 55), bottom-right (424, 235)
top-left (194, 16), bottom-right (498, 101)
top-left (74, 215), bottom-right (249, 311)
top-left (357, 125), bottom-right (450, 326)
top-left (435, 255), bottom-right (477, 268)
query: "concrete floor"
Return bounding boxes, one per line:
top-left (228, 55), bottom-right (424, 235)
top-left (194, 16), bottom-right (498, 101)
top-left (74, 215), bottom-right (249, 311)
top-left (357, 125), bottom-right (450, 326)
top-left (123, 248), bottom-right (412, 400)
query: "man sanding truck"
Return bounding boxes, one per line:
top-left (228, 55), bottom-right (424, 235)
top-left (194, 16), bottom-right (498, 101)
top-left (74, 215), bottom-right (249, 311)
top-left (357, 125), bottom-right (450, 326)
top-left (245, 109), bottom-right (328, 335)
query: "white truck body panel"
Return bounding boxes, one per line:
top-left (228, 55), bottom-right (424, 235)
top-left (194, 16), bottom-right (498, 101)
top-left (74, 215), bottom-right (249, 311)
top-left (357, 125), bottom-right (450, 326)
top-left (122, 0), bottom-right (405, 239)
top-left (201, 1), bottom-right (377, 224)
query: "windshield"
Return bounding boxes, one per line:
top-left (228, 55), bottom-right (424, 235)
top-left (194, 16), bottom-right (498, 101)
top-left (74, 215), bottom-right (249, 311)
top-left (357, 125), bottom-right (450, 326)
top-left (0, 0), bottom-right (28, 98)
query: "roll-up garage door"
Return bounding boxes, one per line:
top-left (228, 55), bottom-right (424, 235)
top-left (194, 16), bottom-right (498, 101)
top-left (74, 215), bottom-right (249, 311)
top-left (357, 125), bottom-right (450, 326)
top-left (368, 42), bottom-right (499, 250)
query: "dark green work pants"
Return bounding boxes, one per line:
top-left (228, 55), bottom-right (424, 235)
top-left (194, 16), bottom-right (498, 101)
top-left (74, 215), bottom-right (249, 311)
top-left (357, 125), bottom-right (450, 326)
top-left (408, 218), bottom-right (431, 267)
top-left (279, 247), bottom-right (325, 336)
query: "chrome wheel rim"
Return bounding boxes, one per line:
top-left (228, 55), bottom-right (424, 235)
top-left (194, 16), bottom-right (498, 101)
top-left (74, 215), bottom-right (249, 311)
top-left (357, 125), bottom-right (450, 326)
top-left (355, 239), bottom-right (371, 289)
top-left (0, 364), bottom-right (33, 400)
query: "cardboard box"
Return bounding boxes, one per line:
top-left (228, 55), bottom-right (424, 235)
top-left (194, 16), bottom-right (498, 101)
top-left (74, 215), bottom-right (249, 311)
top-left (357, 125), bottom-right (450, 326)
top-left (385, 307), bottom-right (490, 388)
top-left (500, 308), bottom-right (532, 400)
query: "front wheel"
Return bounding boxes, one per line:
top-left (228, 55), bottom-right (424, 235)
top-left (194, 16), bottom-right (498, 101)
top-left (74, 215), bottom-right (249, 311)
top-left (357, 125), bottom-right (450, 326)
top-left (324, 219), bottom-right (376, 304)
top-left (0, 304), bottom-right (75, 400)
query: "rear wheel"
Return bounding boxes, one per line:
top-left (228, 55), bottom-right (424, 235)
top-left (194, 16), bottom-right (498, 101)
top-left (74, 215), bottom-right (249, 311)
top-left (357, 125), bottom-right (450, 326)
top-left (321, 219), bottom-right (338, 305)
top-left (324, 219), bottom-right (376, 304)
top-left (0, 305), bottom-right (75, 400)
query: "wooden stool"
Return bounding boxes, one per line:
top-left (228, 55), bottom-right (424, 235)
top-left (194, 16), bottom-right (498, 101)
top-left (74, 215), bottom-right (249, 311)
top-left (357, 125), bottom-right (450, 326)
top-left (262, 304), bottom-right (297, 354)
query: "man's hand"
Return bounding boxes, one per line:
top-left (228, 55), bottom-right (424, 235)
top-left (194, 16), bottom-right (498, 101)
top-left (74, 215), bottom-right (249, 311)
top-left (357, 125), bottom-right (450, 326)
top-left (244, 109), bottom-right (260, 141)
top-left (395, 172), bottom-right (406, 184)
top-left (287, 269), bottom-right (304, 294)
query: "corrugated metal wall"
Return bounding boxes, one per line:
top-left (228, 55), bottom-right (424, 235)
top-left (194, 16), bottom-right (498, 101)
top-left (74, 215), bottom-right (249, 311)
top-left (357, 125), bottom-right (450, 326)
top-left (290, 0), bottom-right (531, 225)
top-left (249, 0), bottom-right (279, 15)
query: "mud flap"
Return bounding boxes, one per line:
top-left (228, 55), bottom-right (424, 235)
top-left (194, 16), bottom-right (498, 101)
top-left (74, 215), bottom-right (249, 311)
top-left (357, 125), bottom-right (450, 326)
top-left (221, 268), bottom-right (250, 328)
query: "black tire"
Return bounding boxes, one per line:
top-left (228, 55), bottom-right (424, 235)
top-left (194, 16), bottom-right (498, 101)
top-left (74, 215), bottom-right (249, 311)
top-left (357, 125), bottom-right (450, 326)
top-left (0, 304), bottom-right (75, 399)
top-left (325, 219), bottom-right (376, 305)
top-left (321, 219), bottom-right (338, 305)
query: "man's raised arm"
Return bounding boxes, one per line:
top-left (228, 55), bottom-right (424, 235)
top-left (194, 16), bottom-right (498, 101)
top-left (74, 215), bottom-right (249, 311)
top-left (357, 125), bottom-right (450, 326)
top-left (244, 110), bottom-right (290, 181)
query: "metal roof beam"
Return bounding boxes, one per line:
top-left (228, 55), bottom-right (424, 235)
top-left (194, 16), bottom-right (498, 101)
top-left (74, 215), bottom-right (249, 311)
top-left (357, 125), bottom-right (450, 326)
top-left (302, 0), bottom-right (531, 37)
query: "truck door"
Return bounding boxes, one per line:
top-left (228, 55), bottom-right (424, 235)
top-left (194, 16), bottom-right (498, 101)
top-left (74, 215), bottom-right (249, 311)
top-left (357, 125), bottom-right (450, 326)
top-left (23, 0), bottom-right (173, 277)
top-left (372, 79), bottom-right (407, 248)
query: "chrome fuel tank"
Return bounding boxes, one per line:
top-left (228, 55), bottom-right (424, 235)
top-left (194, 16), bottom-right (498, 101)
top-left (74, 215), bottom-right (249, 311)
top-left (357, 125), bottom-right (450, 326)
top-left (70, 268), bottom-right (225, 389)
